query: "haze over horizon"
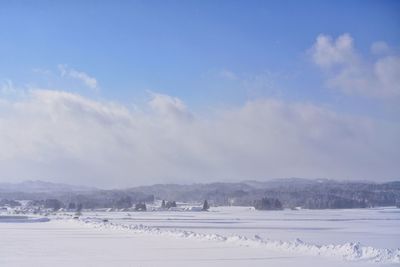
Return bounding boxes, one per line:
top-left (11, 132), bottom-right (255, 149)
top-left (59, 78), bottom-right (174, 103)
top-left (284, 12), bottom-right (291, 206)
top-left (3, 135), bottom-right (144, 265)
top-left (0, 1), bottom-right (399, 187)
top-left (1, 177), bottom-right (399, 192)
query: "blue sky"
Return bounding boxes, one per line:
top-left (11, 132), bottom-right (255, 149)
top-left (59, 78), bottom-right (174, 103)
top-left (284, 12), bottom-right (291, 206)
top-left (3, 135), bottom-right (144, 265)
top-left (0, 1), bottom-right (399, 186)
top-left (1, 1), bottom-right (399, 109)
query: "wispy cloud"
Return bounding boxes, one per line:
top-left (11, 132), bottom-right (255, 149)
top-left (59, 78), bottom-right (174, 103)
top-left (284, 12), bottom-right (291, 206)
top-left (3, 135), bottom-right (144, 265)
top-left (58, 64), bottom-right (98, 90)
top-left (310, 33), bottom-right (400, 98)
top-left (370, 41), bottom-right (390, 55)
top-left (215, 69), bottom-right (284, 98)
top-left (0, 80), bottom-right (16, 95)
top-left (219, 69), bottom-right (238, 80)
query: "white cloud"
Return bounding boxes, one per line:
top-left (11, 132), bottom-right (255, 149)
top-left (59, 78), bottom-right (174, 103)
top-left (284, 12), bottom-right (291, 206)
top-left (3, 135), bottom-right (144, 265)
top-left (370, 41), bottom-right (390, 55)
top-left (148, 92), bottom-right (192, 121)
top-left (0, 89), bottom-right (399, 187)
top-left (311, 33), bottom-right (356, 68)
top-left (310, 34), bottom-right (400, 98)
top-left (374, 56), bottom-right (400, 96)
top-left (58, 64), bottom-right (98, 90)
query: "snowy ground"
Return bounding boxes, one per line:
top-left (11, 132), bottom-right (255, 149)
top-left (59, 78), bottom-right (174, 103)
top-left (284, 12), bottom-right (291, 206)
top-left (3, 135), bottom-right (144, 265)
top-left (0, 207), bottom-right (399, 266)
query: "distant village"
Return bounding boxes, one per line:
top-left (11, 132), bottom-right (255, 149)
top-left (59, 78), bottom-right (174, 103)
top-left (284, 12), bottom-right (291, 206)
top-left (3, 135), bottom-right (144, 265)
top-left (0, 198), bottom-right (213, 216)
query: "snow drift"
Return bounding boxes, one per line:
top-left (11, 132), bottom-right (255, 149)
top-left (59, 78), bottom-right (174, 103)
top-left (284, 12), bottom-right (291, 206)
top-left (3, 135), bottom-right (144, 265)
top-left (70, 217), bottom-right (400, 264)
top-left (0, 215), bottom-right (50, 223)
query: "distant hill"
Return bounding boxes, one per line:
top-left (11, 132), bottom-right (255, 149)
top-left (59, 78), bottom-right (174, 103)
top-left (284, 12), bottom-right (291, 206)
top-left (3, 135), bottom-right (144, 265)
top-left (0, 180), bottom-right (96, 193)
top-left (128, 178), bottom-right (400, 208)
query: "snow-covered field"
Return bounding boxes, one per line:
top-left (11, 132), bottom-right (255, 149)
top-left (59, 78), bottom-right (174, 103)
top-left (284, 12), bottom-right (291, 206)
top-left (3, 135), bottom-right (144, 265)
top-left (0, 207), bottom-right (399, 266)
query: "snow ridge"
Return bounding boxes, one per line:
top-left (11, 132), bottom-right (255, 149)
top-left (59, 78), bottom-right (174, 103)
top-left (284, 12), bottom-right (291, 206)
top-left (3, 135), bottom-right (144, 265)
top-left (71, 218), bottom-right (400, 264)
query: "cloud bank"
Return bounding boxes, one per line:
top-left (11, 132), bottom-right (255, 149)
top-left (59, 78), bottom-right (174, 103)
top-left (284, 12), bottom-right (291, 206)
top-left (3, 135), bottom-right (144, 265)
top-left (0, 89), bottom-right (398, 187)
top-left (310, 33), bottom-right (400, 98)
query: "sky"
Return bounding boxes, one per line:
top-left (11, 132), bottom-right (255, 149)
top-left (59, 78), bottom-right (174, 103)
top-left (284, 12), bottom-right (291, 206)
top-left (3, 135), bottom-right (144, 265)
top-left (0, 0), bottom-right (399, 188)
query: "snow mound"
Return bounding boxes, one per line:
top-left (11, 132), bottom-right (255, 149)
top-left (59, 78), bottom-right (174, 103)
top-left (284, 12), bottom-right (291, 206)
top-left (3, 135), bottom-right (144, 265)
top-left (71, 217), bottom-right (400, 264)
